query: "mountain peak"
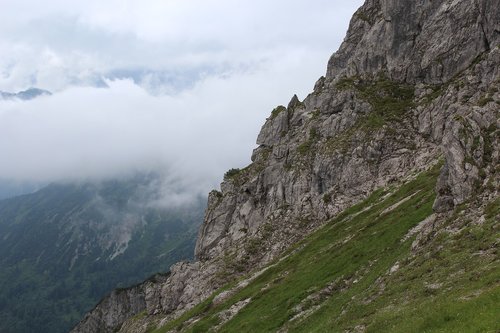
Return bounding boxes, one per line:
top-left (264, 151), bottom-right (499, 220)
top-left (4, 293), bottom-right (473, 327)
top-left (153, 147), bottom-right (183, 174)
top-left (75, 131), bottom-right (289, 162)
top-left (326, 0), bottom-right (498, 84)
top-left (0, 87), bottom-right (52, 101)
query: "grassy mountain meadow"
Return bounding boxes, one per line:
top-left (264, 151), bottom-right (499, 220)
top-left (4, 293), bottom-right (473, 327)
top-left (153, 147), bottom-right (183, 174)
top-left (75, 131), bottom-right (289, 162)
top-left (0, 175), bottom-right (205, 333)
top-left (144, 164), bottom-right (499, 333)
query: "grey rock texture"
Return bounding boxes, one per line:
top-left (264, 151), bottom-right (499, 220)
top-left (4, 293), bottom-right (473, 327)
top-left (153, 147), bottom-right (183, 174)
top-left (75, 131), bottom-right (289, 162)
top-left (72, 274), bottom-right (169, 333)
top-left (72, 0), bottom-right (499, 332)
top-left (327, 0), bottom-right (497, 83)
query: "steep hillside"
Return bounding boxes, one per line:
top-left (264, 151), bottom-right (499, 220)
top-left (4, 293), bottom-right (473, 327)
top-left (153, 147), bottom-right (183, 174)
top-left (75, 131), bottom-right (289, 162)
top-left (73, 0), bottom-right (499, 332)
top-left (0, 175), bottom-right (204, 333)
top-left (138, 165), bottom-right (499, 332)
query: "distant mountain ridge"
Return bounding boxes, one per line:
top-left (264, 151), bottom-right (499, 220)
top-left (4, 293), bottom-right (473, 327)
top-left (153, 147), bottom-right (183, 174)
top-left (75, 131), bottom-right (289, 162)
top-left (0, 175), bottom-right (205, 333)
top-left (0, 179), bottom-right (42, 201)
top-left (0, 87), bottom-right (51, 100)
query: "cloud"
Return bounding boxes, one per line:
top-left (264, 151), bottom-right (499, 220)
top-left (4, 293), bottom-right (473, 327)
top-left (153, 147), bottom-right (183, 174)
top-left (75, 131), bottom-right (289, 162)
top-left (0, 0), bottom-right (363, 92)
top-left (0, 50), bottom-right (333, 200)
top-left (0, 0), bottom-right (364, 203)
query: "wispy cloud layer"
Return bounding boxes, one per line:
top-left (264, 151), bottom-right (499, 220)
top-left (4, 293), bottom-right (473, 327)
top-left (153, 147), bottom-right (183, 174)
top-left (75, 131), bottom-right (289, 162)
top-left (0, 0), bottom-right (363, 202)
top-left (0, 0), bottom-right (362, 92)
top-left (0, 59), bottom-right (322, 197)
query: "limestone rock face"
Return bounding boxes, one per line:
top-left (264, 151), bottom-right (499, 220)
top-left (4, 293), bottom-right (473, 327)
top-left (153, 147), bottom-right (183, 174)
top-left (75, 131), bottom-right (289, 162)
top-left (72, 1), bottom-right (499, 332)
top-left (71, 274), bottom-right (169, 333)
top-left (327, 0), bottom-right (498, 83)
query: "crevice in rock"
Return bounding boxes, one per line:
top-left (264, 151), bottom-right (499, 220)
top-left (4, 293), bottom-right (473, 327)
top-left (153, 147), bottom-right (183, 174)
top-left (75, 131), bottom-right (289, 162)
top-left (479, 22), bottom-right (491, 51)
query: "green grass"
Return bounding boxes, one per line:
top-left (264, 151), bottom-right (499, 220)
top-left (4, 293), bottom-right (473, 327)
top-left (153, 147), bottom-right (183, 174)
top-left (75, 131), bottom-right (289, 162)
top-left (485, 197), bottom-right (500, 220)
top-left (477, 96), bottom-right (494, 107)
top-left (220, 167), bottom-right (437, 333)
top-left (150, 294), bottom-right (218, 333)
top-left (151, 164), bottom-right (499, 332)
top-left (224, 168), bottom-right (242, 179)
top-left (363, 287), bottom-right (499, 333)
top-left (320, 75), bottom-right (416, 155)
top-left (421, 84), bottom-right (447, 106)
top-left (297, 127), bottom-right (321, 156)
top-left (270, 106), bottom-right (287, 120)
top-left (336, 75), bottom-right (415, 129)
top-left (356, 12), bottom-right (373, 25)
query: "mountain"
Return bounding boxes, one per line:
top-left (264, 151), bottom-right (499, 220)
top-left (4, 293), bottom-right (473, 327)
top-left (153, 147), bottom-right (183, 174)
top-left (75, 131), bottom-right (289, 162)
top-left (0, 179), bottom-right (42, 200)
top-left (74, 0), bottom-right (499, 332)
top-left (0, 175), bottom-right (205, 333)
top-left (0, 88), bottom-right (52, 101)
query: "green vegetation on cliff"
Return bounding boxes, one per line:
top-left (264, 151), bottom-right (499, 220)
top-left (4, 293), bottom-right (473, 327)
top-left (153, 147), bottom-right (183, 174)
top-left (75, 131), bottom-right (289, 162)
top-left (336, 75), bottom-right (415, 129)
top-left (152, 165), bottom-right (499, 333)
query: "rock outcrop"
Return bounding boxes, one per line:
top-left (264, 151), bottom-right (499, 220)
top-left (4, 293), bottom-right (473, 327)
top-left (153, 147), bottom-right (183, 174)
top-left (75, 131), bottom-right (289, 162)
top-left (72, 0), bottom-right (499, 331)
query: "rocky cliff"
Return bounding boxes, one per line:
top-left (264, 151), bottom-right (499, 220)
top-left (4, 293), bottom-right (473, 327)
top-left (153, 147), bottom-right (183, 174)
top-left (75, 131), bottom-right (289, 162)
top-left (72, 0), bottom-right (499, 332)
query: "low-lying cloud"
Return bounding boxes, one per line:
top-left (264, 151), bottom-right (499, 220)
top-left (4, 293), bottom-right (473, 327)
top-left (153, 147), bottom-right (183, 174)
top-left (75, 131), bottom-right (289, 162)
top-left (0, 53), bottom-right (329, 203)
top-left (0, 0), bottom-right (364, 205)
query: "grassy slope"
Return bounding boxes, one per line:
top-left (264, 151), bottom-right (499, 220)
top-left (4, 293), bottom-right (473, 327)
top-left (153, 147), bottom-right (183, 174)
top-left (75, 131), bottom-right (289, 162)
top-left (152, 165), bottom-right (499, 333)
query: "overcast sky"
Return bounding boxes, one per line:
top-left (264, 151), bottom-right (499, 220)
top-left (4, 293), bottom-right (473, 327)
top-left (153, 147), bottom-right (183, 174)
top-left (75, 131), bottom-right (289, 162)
top-left (0, 0), bottom-right (363, 202)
